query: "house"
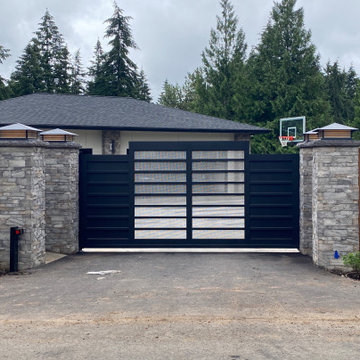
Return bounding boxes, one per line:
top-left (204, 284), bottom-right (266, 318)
top-left (0, 93), bottom-right (268, 154)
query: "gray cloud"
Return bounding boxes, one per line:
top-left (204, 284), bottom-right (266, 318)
top-left (1, 0), bottom-right (360, 100)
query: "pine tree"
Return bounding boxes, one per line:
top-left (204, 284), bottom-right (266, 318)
top-left (134, 69), bottom-right (151, 101)
top-left (70, 50), bottom-right (85, 94)
top-left (101, 1), bottom-right (139, 97)
top-left (0, 45), bottom-right (10, 63)
top-left (200, 0), bottom-right (248, 120)
top-left (10, 41), bottom-right (44, 96)
top-left (88, 2), bottom-right (152, 99)
top-left (158, 79), bottom-right (184, 108)
top-left (247, 0), bottom-right (330, 153)
top-left (10, 10), bottom-right (72, 96)
top-left (0, 45), bottom-right (11, 100)
top-left (87, 39), bottom-right (106, 95)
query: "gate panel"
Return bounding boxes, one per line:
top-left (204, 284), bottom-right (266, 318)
top-left (247, 154), bottom-right (299, 248)
top-left (130, 142), bottom-right (248, 247)
top-left (79, 145), bottom-right (300, 249)
top-left (79, 154), bottom-right (130, 248)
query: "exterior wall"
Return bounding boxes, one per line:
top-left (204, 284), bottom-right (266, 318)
top-left (64, 129), bottom-right (102, 154)
top-left (299, 141), bottom-right (360, 270)
top-left (118, 131), bottom-right (236, 155)
top-left (44, 143), bottom-right (80, 254)
top-left (102, 130), bottom-right (121, 155)
top-left (70, 129), bottom-right (248, 155)
top-left (299, 148), bottom-right (313, 255)
top-left (0, 141), bottom-right (46, 271)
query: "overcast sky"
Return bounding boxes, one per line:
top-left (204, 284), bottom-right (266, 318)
top-left (1, 0), bottom-right (360, 100)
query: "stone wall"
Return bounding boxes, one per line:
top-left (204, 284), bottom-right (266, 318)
top-left (0, 140), bottom-right (80, 271)
top-left (0, 141), bottom-right (46, 271)
top-left (299, 140), bottom-right (360, 270)
top-left (299, 147), bottom-right (313, 255)
top-left (44, 143), bottom-right (80, 254)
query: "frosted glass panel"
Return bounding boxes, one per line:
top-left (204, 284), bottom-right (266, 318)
top-left (192, 183), bottom-right (244, 194)
top-left (135, 162), bottom-right (186, 171)
top-left (135, 173), bottom-right (186, 183)
top-left (135, 207), bottom-right (186, 217)
top-left (193, 218), bottom-right (244, 228)
top-left (192, 161), bottom-right (244, 171)
top-left (135, 230), bottom-right (186, 239)
top-left (135, 195), bottom-right (186, 205)
top-left (192, 150), bottom-right (244, 159)
top-left (135, 151), bottom-right (186, 160)
top-left (192, 195), bottom-right (244, 205)
top-left (193, 172), bottom-right (244, 183)
top-left (192, 206), bottom-right (244, 217)
top-left (193, 230), bottom-right (245, 239)
top-left (135, 218), bottom-right (186, 228)
top-left (135, 184), bottom-right (186, 194)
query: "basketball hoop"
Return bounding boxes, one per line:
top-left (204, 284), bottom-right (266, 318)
top-left (278, 136), bottom-right (294, 147)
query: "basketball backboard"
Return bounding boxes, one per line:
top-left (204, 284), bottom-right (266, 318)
top-left (279, 116), bottom-right (306, 146)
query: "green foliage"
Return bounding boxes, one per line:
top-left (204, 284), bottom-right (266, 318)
top-left (10, 10), bottom-right (73, 96)
top-left (70, 50), bottom-right (85, 95)
top-left (158, 79), bottom-right (184, 108)
top-left (87, 39), bottom-right (106, 95)
top-left (0, 45), bottom-right (10, 64)
top-left (343, 252), bottom-right (360, 273)
top-left (10, 41), bottom-right (44, 96)
top-left (160, 0), bottom-right (340, 153)
top-left (0, 44), bottom-right (11, 100)
top-left (247, 0), bottom-right (330, 152)
top-left (87, 1), bottom-right (151, 100)
top-left (324, 61), bottom-right (357, 124)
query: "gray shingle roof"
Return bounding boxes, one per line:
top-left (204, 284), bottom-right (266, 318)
top-left (0, 93), bottom-right (268, 134)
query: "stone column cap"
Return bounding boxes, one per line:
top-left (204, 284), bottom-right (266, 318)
top-left (0, 139), bottom-right (81, 149)
top-left (297, 139), bottom-right (360, 148)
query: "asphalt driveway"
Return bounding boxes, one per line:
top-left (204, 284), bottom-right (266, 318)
top-left (0, 252), bottom-right (359, 359)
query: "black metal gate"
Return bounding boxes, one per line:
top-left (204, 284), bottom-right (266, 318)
top-left (79, 154), bottom-right (131, 248)
top-left (79, 142), bottom-right (299, 248)
top-left (247, 154), bottom-right (299, 248)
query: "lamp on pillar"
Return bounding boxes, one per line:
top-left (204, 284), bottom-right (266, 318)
top-left (40, 128), bottom-right (78, 142)
top-left (303, 129), bottom-right (319, 142)
top-left (0, 123), bottom-right (42, 139)
top-left (317, 123), bottom-right (358, 140)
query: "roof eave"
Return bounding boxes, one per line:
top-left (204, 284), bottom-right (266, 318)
top-left (27, 124), bottom-right (269, 134)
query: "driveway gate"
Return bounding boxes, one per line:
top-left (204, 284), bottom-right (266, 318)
top-left (79, 142), bottom-right (299, 248)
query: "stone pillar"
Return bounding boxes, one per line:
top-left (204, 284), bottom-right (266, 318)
top-left (102, 130), bottom-right (121, 154)
top-left (44, 143), bottom-right (80, 254)
top-left (299, 147), bottom-right (313, 255)
top-left (299, 140), bottom-right (360, 270)
top-left (0, 140), bottom-right (46, 271)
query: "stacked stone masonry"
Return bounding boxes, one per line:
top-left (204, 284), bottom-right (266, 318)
top-left (299, 140), bottom-right (360, 270)
top-left (44, 145), bottom-right (79, 254)
top-left (0, 140), bottom-right (80, 271)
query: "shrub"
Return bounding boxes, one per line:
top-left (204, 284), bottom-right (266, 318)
top-left (343, 252), bottom-right (360, 273)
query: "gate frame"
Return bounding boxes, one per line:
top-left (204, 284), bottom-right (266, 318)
top-left (129, 141), bottom-right (250, 247)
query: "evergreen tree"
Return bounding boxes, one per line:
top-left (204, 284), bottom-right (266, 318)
top-left (70, 50), bottom-right (85, 94)
top-left (100, 1), bottom-right (139, 97)
top-left (199, 0), bottom-right (248, 120)
top-left (0, 45), bottom-right (10, 63)
top-left (88, 2), bottom-right (151, 99)
top-left (247, 0), bottom-right (330, 153)
top-left (134, 69), bottom-right (152, 101)
top-left (10, 10), bottom-right (72, 96)
top-left (158, 79), bottom-right (184, 108)
top-left (87, 39), bottom-right (106, 95)
top-left (0, 45), bottom-right (11, 100)
top-left (10, 41), bottom-right (44, 96)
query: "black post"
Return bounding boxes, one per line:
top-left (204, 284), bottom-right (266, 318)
top-left (10, 227), bottom-right (20, 272)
